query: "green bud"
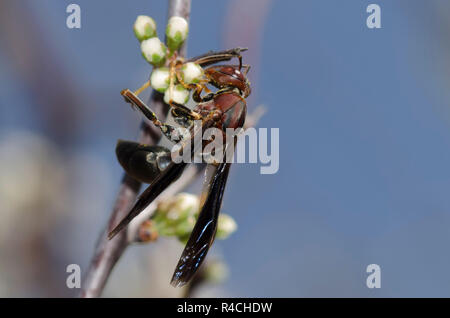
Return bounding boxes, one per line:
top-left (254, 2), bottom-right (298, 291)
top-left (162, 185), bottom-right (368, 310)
top-left (174, 215), bottom-right (196, 238)
top-left (150, 67), bottom-right (170, 93)
top-left (158, 193), bottom-right (199, 222)
top-left (149, 193), bottom-right (237, 244)
top-left (151, 193), bottom-right (199, 237)
top-left (181, 62), bottom-right (204, 84)
top-left (133, 15), bottom-right (157, 42)
top-left (141, 37), bottom-right (167, 66)
top-left (164, 84), bottom-right (190, 105)
top-left (165, 16), bottom-right (189, 51)
top-left (216, 213), bottom-right (237, 239)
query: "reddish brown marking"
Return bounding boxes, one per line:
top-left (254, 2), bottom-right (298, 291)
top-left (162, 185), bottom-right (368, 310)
top-left (195, 92), bottom-right (246, 132)
top-left (205, 66), bottom-right (249, 96)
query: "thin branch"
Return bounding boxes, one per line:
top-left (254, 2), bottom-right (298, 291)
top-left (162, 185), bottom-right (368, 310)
top-left (80, 0), bottom-right (191, 298)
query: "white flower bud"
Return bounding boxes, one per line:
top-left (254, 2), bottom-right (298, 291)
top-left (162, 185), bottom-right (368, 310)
top-left (175, 193), bottom-right (200, 214)
top-left (164, 84), bottom-right (189, 105)
top-left (181, 62), bottom-right (204, 84)
top-left (165, 16), bottom-right (189, 51)
top-left (160, 193), bottom-right (199, 221)
top-left (150, 67), bottom-right (170, 93)
top-left (141, 37), bottom-right (167, 66)
top-left (133, 15), bottom-right (157, 42)
top-left (216, 214), bottom-right (237, 239)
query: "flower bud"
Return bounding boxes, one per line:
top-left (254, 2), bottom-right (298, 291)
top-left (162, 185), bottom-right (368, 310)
top-left (163, 193), bottom-right (198, 222)
top-left (181, 62), bottom-right (204, 84)
top-left (165, 16), bottom-right (189, 51)
top-left (150, 67), bottom-right (170, 93)
top-left (216, 213), bottom-right (237, 239)
top-left (204, 261), bottom-right (229, 284)
top-left (141, 37), bottom-right (167, 66)
top-left (174, 216), bottom-right (196, 239)
top-left (133, 15), bottom-right (157, 42)
top-left (164, 84), bottom-right (190, 105)
top-left (138, 220), bottom-right (159, 242)
top-left (152, 193), bottom-right (199, 236)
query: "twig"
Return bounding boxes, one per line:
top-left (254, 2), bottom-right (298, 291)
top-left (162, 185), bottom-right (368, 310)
top-left (80, 0), bottom-right (191, 298)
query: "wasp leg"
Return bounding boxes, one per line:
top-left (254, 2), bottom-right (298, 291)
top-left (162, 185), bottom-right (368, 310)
top-left (168, 99), bottom-right (202, 122)
top-left (191, 82), bottom-right (214, 103)
top-left (167, 97), bottom-right (203, 129)
top-left (121, 89), bottom-right (188, 143)
top-left (166, 60), bottom-right (203, 121)
top-left (242, 64), bottom-right (251, 76)
top-left (173, 66), bottom-right (212, 103)
top-left (134, 80), bottom-right (151, 96)
top-left (169, 100), bottom-right (202, 120)
top-left (173, 60), bottom-right (195, 91)
top-left (237, 54), bottom-right (243, 70)
top-left (116, 140), bottom-right (172, 184)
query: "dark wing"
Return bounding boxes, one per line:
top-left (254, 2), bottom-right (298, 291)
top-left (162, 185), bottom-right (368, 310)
top-left (170, 159), bottom-right (233, 287)
top-left (108, 161), bottom-right (187, 239)
top-left (108, 117), bottom-right (217, 240)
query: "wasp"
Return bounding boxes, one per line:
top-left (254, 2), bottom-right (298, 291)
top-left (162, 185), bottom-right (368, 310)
top-left (109, 48), bottom-right (251, 287)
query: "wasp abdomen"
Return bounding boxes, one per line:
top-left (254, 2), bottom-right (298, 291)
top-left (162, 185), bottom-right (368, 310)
top-left (215, 92), bottom-right (247, 130)
top-left (116, 140), bottom-right (172, 184)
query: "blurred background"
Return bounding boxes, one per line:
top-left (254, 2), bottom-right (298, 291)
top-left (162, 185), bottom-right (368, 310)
top-left (1, 0), bottom-right (450, 297)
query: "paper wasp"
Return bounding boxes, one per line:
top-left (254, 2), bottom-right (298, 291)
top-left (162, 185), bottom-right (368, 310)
top-left (109, 48), bottom-right (251, 287)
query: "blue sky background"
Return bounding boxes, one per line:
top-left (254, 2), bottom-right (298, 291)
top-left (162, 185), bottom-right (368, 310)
top-left (2, 0), bottom-right (450, 297)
